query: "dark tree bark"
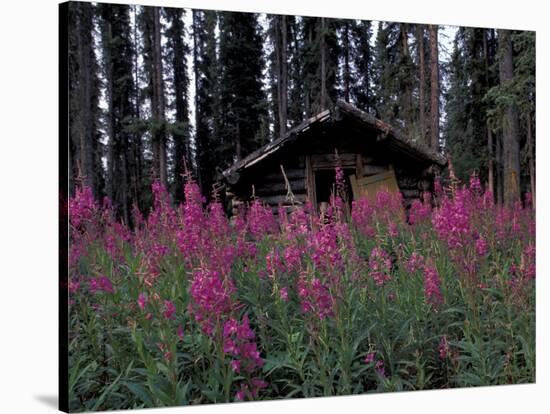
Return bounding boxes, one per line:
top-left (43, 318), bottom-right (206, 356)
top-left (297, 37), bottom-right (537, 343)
top-left (416, 24), bottom-right (426, 144)
top-left (102, 16), bottom-right (115, 202)
top-left (526, 112), bottom-right (535, 206)
top-left (483, 29), bottom-right (494, 197)
top-left (498, 29), bottom-right (521, 205)
top-left (342, 21), bottom-right (351, 102)
top-left (279, 15), bottom-right (288, 135)
top-left (192, 10), bottom-right (219, 197)
top-left (400, 24), bottom-right (414, 137)
top-left (495, 131), bottom-right (504, 205)
top-left (152, 8), bottom-right (167, 188)
top-left (320, 17), bottom-right (327, 109)
top-left (131, 4), bottom-right (143, 211)
top-left (99, 4), bottom-right (135, 223)
top-left (429, 24), bottom-right (440, 151)
top-left (69, 3), bottom-right (101, 197)
top-left (166, 8), bottom-right (190, 203)
top-left (272, 15), bottom-right (287, 138)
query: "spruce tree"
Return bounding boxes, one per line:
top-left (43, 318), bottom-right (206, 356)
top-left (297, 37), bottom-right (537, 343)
top-left (98, 3), bottom-right (136, 223)
top-left (218, 11), bottom-right (267, 164)
top-left (350, 20), bottom-right (375, 114)
top-left (165, 7), bottom-right (191, 203)
top-left (193, 10), bottom-right (220, 197)
top-left (69, 2), bottom-right (103, 197)
top-left (140, 6), bottom-right (168, 189)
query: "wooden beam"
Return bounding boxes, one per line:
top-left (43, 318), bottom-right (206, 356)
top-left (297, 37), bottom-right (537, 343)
top-left (255, 179), bottom-right (307, 196)
top-left (305, 155), bottom-right (316, 210)
top-left (356, 154), bottom-right (364, 177)
top-left (311, 153), bottom-right (356, 169)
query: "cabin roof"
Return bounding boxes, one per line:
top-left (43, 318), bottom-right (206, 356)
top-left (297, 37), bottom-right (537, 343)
top-left (221, 100), bottom-right (447, 183)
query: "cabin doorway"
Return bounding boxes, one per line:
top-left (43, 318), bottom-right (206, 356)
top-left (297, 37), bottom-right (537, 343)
top-left (313, 168), bottom-right (354, 209)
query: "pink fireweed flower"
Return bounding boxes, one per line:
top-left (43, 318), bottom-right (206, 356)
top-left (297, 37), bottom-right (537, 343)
top-left (235, 387), bottom-right (247, 401)
top-left (68, 279), bottom-right (80, 294)
top-left (266, 249), bottom-right (283, 276)
top-left (177, 325), bottom-right (184, 340)
top-left (351, 197), bottom-right (375, 238)
top-left (157, 343), bottom-right (172, 363)
top-left (89, 276), bottom-right (114, 294)
top-left (176, 179), bottom-right (206, 261)
top-left (423, 265), bottom-right (443, 306)
top-left (408, 197), bottom-right (432, 225)
top-left (137, 293), bottom-right (147, 310)
top-left (364, 352), bottom-right (376, 364)
top-left (297, 276), bottom-right (334, 320)
top-left (406, 252), bottom-right (425, 274)
top-left (368, 247), bottom-right (392, 286)
top-left (511, 244), bottom-right (536, 282)
top-left (432, 188), bottom-right (471, 249)
top-left (335, 164), bottom-right (345, 196)
top-left (283, 245), bottom-right (302, 273)
top-left (247, 199), bottom-right (277, 239)
top-left (439, 335), bottom-right (450, 360)
top-left (469, 172), bottom-right (482, 196)
top-left (222, 315), bottom-right (263, 374)
top-left (189, 268), bottom-right (235, 335)
top-left (375, 190), bottom-right (402, 213)
top-left (250, 378), bottom-right (268, 396)
top-left (231, 359), bottom-right (241, 373)
top-left (475, 235), bottom-right (488, 256)
top-left (524, 244), bottom-right (536, 279)
top-left (279, 287), bottom-right (289, 302)
top-left (69, 186), bottom-right (97, 228)
top-left (163, 300), bottom-right (176, 320)
top-left (375, 360), bottom-right (387, 378)
top-left (104, 233), bottom-right (118, 260)
top-left (308, 223), bottom-right (343, 277)
top-left (285, 205), bottom-right (310, 237)
top-left (152, 243), bottom-right (169, 258)
top-left (147, 181), bottom-right (177, 237)
top-left (389, 222), bottom-right (399, 238)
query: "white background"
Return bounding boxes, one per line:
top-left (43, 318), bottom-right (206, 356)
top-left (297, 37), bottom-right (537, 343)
top-left (0, 0), bottom-right (548, 413)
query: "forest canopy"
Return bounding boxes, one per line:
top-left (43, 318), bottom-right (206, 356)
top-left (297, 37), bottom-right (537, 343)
top-left (67, 2), bottom-right (536, 222)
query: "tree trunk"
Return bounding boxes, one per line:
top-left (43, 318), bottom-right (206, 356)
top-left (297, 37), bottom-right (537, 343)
top-left (279, 15), bottom-right (288, 135)
top-left (429, 24), bottom-right (439, 151)
top-left (487, 123), bottom-right (494, 197)
top-left (343, 22), bottom-right (351, 102)
top-left (192, 10), bottom-right (203, 190)
top-left (496, 132), bottom-right (504, 205)
top-left (401, 24), bottom-right (414, 137)
top-left (527, 112), bottom-right (535, 206)
top-left (167, 8), bottom-right (190, 203)
top-left (152, 7), bottom-right (167, 188)
top-left (320, 17), bottom-right (327, 110)
top-left (416, 24), bottom-right (426, 144)
top-left (483, 30), bottom-right (494, 198)
top-left (498, 29), bottom-right (521, 205)
top-left (132, 5), bottom-right (142, 211)
top-left (104, 19), bottom-right (115, 202)
top-left (76, 3), bottom-right (95, 193)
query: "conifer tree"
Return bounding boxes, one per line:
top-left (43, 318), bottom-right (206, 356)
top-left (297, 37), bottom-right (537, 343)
top-left (218, 11), bottom-right (267, 164)
top-left (69, 2), bottom-right (102, 197)
top-left (165, 7), bottom-right (191, 203)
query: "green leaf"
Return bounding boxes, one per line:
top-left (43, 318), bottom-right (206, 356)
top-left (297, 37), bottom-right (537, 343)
top-left (124, 381), bottom-right (154, 407)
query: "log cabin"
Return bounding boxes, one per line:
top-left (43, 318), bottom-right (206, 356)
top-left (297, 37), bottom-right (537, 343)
top-left (219, 100), bottom-right (447, 214)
